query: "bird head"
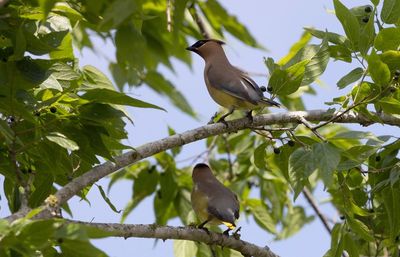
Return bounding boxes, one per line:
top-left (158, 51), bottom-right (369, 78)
top-left (192, 163), bottom-right (214, 181)
top-left (186, 39), bottom-right (225, 59)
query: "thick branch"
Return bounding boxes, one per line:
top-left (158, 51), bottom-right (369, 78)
top-left (72, 221), bottom-right (279, 257)
top-left (5, 110), bottom-right (400, 221)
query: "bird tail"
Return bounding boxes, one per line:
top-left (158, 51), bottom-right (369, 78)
top-left (222, 221), bottom-right (236, 230)
top-left (261, 98), bottom-right (281, 107)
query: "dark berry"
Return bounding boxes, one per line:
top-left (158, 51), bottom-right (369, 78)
top-left (50, 107), bottom-right (57, 113)
top-left (267, 86), bottom-right (273, 92)
top-left (394, 75), bottom-right (399, 81)
top-left (260, 86), bottom-right (267, 92)
top-left (364, 6), bottom-right (372, 13)
top-left (395, 70), bottom-right (400, 76)
top-left (340, 215), bottom-right (345, 220)
top-left (288, 140), bottom-right (295, 147)
top-left (375, 155), bottom-right (381, 162)
top-left (273, 148), bottom-right (281, 154)
top-left (390, 86), bottom-right (396, 93)
top-left (362, 17), bottom-right (369, 23)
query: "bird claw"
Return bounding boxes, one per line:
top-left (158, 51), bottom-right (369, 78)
top-left (233, 226), bottom-right (242, 240)
top-left (208, 112), bottom-right (219, 124)
top-left (217, 117), bottom-right (229, 127)
top-left (223, 229), bottom-right (230, 236)
top-left (246, 110), bottom-right (253, 123)
top-left (200, 226), bottom-right (210, 235)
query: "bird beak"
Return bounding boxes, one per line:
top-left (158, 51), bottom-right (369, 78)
top-left (186, 46), bottom-right (196, 52)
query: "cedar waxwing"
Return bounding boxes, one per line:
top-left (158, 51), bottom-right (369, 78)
top-left (191, 163), bottom-right (240, 234)
top-left (186, 39), bottom-right (280, 122)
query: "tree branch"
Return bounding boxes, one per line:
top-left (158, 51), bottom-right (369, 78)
top-left (302, 188), bottom-right (331, 234)
top-left (5, 109), bottom-right (400, 221)
top-left (188, 3), bottom-right (210, 39)
top-left (71, 221), bottom-right (279, 257)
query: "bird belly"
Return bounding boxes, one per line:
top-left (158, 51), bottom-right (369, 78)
top-left (191, 188), bottom-right (235, 227)
top-left (191, 188), bottom-right (210, 222)
top-left (206, 84), bottom-right (259, 110)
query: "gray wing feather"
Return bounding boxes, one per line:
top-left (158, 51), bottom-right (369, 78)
top-left (207, 65), bottom-right (262, 105)
top-left (207, 187), bottom-right (240, 224)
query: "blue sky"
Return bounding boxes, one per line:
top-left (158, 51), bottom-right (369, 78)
top-left (2, 0), bottom-right (397, 256)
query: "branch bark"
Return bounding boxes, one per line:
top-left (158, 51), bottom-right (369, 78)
top-left (71, 221), bottom-right (279, 257)
top-left (5, 109), bottom-right (400, 221)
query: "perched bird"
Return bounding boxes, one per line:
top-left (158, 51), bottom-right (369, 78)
top-left (186, 39), bottom-right (280, 123)
top-left (191, 163), bottom-right (240, 234)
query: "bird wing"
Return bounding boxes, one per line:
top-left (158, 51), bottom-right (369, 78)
top-left (206, 187), bottom-right (240, 225)
top-left (206, 65), bottom-right (262, 105)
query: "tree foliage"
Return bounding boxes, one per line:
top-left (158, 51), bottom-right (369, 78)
top-left (0, 0), bottom-right (400, 256)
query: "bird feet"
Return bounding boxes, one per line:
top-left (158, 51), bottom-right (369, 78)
top-left (208, 112), bottom-right (219, 124)
top-left (246, 110), bottom-right (253, 123)
top-left (222, 228), bottom-right (231, 236)
top-left (233, 226), bottom-right (242, 240)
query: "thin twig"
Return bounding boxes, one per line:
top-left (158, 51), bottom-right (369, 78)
top-left (297, 116), bottom-right (326, 142)
top-left (166, 0), bottom-right (172, 32)
top-left (188, 3), bottom-right (210, 39)
top-left (302, 188), bottom-right (331, 234)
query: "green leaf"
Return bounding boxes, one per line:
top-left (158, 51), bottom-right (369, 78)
top-left (38, 0), bottom-right (57, 19)
top-left (381, 0), bottom-right (400, 24)
top-left (253, 143), bottom-right (267, 169)
top-left (333, 0), bottom-right (360, 49)
top-left (121, 167), bottom-right (159, 222)
top-left (277, 206), bottom-right (314, 239)
top-left (381, 186), bottom-right (400, 241)
top-left (173, 240), bottom-right (197, 257)
top-left (82, 88), bottom-right (165, 111)
top-left (381, 50), bottom-right (400, 72)
top-left (60, 239), bottom-right (108, 257)
top-left (313, 143), bottom-right (341, 186)
top-left (289, 143), bottom-right (340, 196)
top-left (144, 71), bottom-right (196, 117)
top-left (46, 132), bottom-right (79, 151)
top-left (199, 0), bottom-right (260, 48)
top-left (367, 50), bottom-right (391, 86)
top-left (358, 11), bottom-right (375, 56)
top-left (247, 199), bottom-right (277, 234)
top-left (337, 68), bottom-right (364, 89)
top-left (346, 217), bottom-right (374, 242)
top-left (278, 32), bottom-right (312, 66)
top-left (304, 27), bottom-right (350, 46)
top-left (100, 0), bottom-right (142, 29)
top-left (329, 223), bottom-right (345, 257)
top-left (96, 184), bottom-right (121, 214)
top-left (82, 65), bottom-right (115, 90)
top-left (374, 27), bottom-right (400, 51)
top-left (269, 60), bottom-right (308, 96)
top-left (301, 37), bottom-right (330, 85)
top-left (39, 74), bottom-right (63, 91)
top-left (379, 97), bottom-right (400, 114)
top-left (115, 25), bottom-right (146, 71)
top-left (343, 232), bottom-right (360, 257)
